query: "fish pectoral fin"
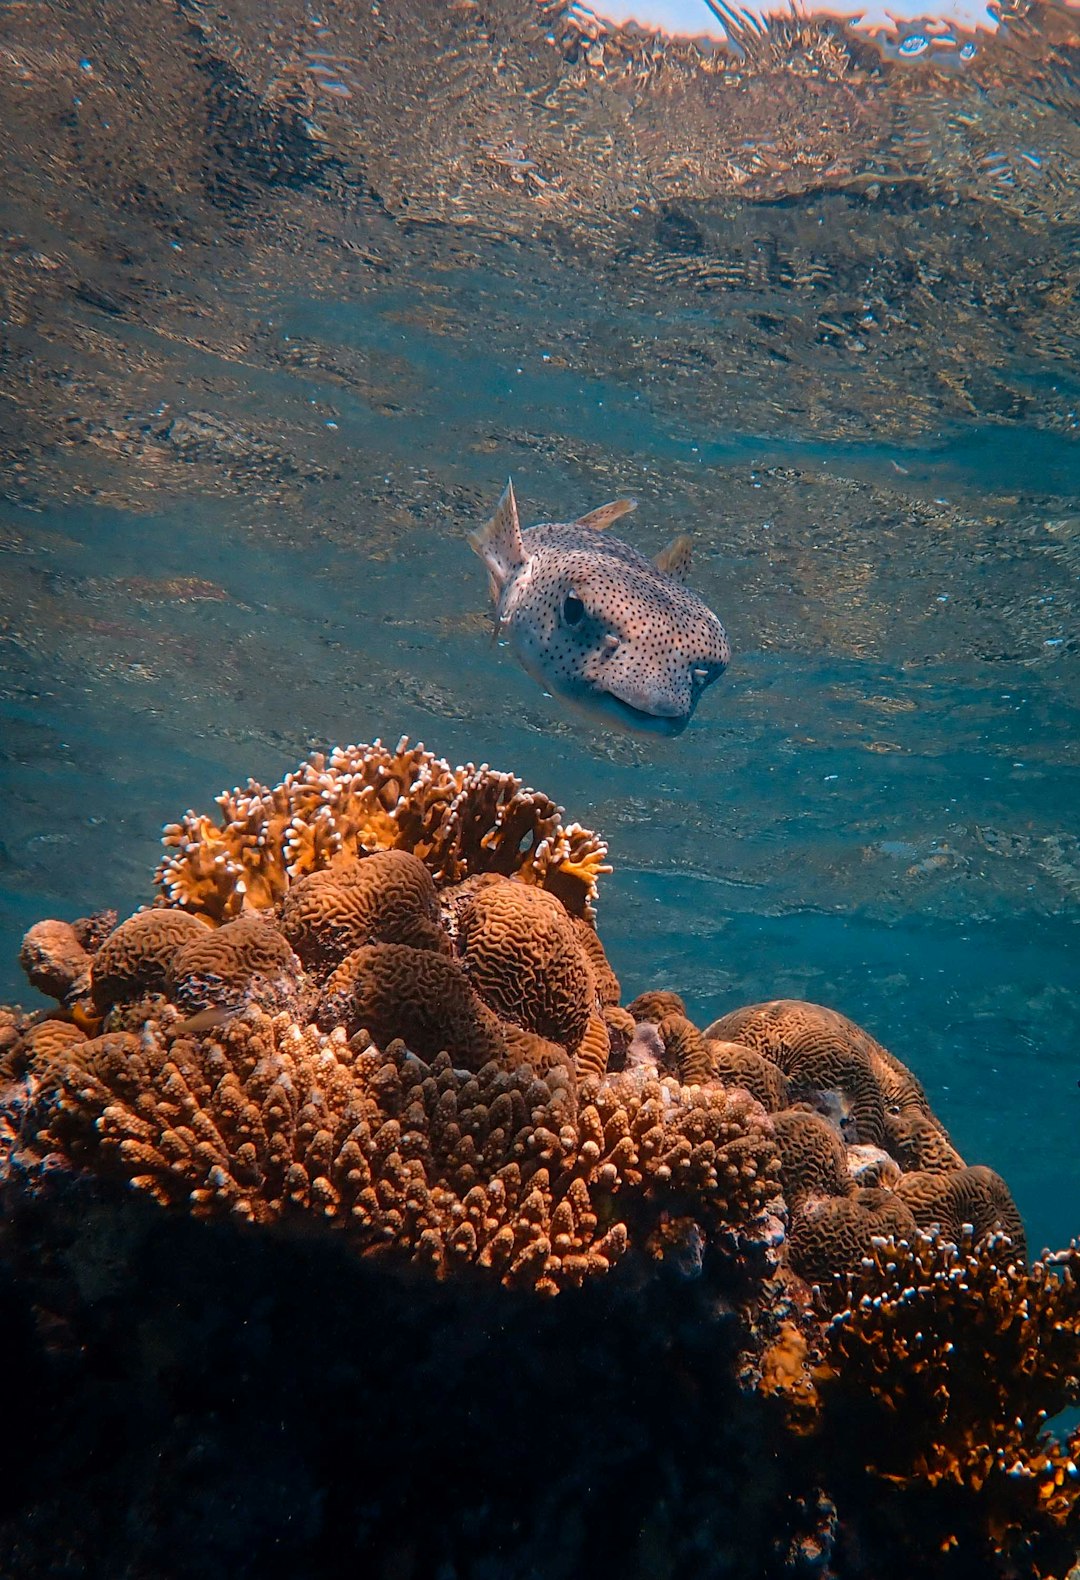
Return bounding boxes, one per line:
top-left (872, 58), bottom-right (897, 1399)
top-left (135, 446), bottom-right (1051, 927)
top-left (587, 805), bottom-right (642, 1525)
top-left (655, 533), bottom-right (693, 583)
top-left (469, 478), bottom-right (526, 593)
top-left (574, 497), bottom-right (638, 531)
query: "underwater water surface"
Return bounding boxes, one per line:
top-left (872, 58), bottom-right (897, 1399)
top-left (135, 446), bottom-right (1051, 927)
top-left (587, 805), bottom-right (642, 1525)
top-left (1, 0), bottom-right (1078, 1273)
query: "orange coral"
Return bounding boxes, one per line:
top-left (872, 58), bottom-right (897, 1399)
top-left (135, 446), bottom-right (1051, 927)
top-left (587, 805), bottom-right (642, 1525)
top-left (896, 1163), bottom-right (1027, 1254)
top-left (25, 1008), bottom-right (780, 1296)
top-left (91, 909), bottom-right (213, 1010)
top-left (455, 875), bottom-right (593, 1052)
top-left (819, 1231), bottom-right (1080, 1557)
top-left (157, 739), bottom-right (610, 924)
top-left (18, 920), bottom-right (92, 1002)
top-left (279, 850), bottom-right (446, 968)
top-left (627, 989), bottom-right (687, 1022)
top-left (790, 1189), bottom-right (919, 1282)
top-left (321, 943), bottom-right (507, 1070)
top-left (164, 915), bottom-right (301, 1013)
top-left (705, 999), bottom-right (896, 1144)
top-left (707, 1038), bottom-right (790, 1112)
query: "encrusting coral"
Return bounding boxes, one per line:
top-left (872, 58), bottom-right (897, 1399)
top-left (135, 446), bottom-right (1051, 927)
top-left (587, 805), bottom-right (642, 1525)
top-left (2, 740), bottom-right (1076, 1577)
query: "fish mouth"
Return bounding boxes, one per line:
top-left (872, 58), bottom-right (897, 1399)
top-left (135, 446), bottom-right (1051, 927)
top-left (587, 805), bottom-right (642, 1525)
top-left (591, 691), bottom-right (692, 738)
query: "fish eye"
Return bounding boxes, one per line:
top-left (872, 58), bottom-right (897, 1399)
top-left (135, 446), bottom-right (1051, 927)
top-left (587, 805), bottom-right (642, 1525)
top-left (562, 594), bottom-right (586, 626)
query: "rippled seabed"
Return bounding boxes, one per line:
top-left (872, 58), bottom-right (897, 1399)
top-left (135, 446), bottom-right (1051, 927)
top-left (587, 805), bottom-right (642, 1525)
top-left (1, 0), bottom-right (1078, 1254)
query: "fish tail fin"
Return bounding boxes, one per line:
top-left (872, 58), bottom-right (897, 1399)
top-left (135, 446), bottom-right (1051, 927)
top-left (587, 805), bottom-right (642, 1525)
top-left (468, 478), bottom-right (526, 597)
top-left (655, 534), bottom-right (693, 583)
top-left (575, 497), bottom-right (638, 531)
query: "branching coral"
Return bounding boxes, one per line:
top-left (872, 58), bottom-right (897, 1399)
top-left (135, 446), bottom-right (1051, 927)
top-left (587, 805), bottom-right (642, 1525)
top-left (157, 739), bottom-right (610, 924)
top-left (817, 1231), bottom-right (1080, 1566)
top-left (23, 1007), bottom-right (780, 1296)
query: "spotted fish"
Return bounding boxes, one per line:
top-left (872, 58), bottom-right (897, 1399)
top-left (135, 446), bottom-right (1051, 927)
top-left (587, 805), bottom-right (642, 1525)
top-left (469, 480), bottom-right (730, 737)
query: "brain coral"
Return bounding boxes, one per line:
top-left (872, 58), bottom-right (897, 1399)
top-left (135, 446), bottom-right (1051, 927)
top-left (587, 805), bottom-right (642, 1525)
top-left (92, 909), bottom-right (213, 1010)
top-left (280, 850), bottom-right (447, 968)
top-left (455, 876), bottom-right (594, 1052)
top-left (164, 916), bottom-right (301, 1014)
top-left (321, 943), bottom-right (508, 1070)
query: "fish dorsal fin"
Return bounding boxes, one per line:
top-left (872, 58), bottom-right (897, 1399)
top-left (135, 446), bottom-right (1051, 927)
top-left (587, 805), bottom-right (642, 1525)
top-left (574, 497), bottom-right (638, 532)
top-left (468, 478), bottom-right (527, 597)
top-left (655, 534), bottom-right (693, 583)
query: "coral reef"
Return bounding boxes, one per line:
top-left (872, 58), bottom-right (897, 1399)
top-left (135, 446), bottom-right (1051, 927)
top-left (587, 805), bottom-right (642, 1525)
top-left (1, 742), bottom-right (1075, 1578)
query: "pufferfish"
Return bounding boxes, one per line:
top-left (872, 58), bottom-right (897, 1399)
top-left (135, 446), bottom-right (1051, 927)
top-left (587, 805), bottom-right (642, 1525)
top-left (468, 479), bottom-right (730, 737)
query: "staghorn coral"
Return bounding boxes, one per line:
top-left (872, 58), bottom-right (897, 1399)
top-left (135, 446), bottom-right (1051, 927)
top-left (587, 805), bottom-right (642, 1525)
top-left (280, 850), bottom-right (447, 968)
top-left (91, 909), bottom-right (213, 1010)
top-left (455, 875), bottom-right (593, 1052)
top-left (157, 740), bottom-right (610, 925)
top-left (817, 1231), bottom-right (1080, 1567)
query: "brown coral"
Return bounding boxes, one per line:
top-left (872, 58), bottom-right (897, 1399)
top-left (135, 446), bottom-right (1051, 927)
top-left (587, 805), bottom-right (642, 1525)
top-left (895, 1164), bottom-right (1026, 1255)
top-left (707, 1039), bottom-right (790, 1112)
top-left (18, 920), bottom-right (92, 1002)
top-left (455, 876), bottom-right (593, 1052)
top-left (279, 850), bottom-right (446, 968)
top-left (705, 999), bottom-right (895, 1146)
top-left (657, 1012), bottom-right (715, 1085)
top-left (164, 916), bottom-right (300, 1014)
top-left (628, 989), bottom-right (687, 1023)
top-left (91, 909), bottom-right (213, 1010)
top-left (25, 1008), bottom-right (781, 1296)
top-left (789, 1189), bottom-right (919, 1282)
top-left (157, 739), bottom-right (610, 925)
top-left (321, 943), bottom-right (507, 1071)
top-left (9, 1017), bottom-right (88, 1075)
top-left (772, 1108), bottom-right (854, 1207)
top-left (820, 1231), bottom-right (1080, 1555)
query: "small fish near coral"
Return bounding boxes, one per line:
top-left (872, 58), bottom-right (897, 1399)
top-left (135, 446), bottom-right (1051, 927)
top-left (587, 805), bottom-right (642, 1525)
top-left (469, 479), bottom-right (731, 736)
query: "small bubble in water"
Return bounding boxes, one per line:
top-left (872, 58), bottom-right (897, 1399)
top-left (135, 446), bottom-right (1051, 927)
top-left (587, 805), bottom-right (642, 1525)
top-left (325, 420), bottom-right (338, 430)
top-left (79, 57), bottom-right (93, 71)
top-left (898, 34), bottom-right (928, 56)
top-left (959, 41), bottom-right (976, 59)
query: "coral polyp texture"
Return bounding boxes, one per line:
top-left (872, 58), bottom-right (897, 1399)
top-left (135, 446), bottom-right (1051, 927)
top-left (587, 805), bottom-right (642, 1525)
top-left (2, 740), bottom-right (1077, 1578)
